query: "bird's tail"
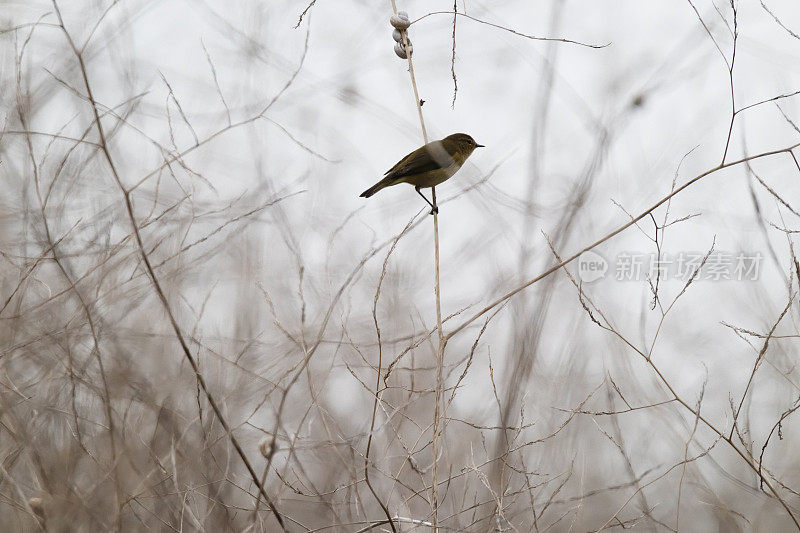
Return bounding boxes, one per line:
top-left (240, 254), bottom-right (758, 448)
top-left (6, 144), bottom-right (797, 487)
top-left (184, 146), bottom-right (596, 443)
top-left (359, 177), bottom-right (394, 198)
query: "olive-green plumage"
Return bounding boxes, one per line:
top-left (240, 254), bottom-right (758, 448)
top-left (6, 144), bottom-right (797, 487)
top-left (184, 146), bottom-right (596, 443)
top-left (359, 133), bottom-right (483, 212)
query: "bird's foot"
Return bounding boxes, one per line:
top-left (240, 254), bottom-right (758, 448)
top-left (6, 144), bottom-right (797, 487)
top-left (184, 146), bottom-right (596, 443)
top-left (429, 206), bottom-right (439, 216)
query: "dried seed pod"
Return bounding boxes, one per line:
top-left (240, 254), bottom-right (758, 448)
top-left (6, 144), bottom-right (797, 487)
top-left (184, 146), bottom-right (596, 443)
top-left (394, 42), bottom-right (413, 59)
top-left (258, 438), bottom-right (275, 458)
top-left (29, 498), bottom-right (45, 521)
top-left (390, 14), bottom-right (411, 30)
top-left (397, 11), bottom-right (409, 20)
top-left (393, 29), bottom-right (403, 42)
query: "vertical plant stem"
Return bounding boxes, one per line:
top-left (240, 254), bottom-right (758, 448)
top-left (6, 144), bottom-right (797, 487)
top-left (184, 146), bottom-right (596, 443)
top-left (365, 222), bottom-right (413, 533)
top-left (431, 187), bottom-right (446, 533)
top-left (389, 1), bottom-right (442, 529)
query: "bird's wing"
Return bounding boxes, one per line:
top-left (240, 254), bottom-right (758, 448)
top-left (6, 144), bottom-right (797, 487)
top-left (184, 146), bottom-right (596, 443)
top-left (384, 141), bottom-right (454, 179)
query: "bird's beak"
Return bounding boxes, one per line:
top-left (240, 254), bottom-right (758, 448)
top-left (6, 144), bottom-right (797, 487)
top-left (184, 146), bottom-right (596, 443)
top-left (476, 143), bottom-right (485, 148)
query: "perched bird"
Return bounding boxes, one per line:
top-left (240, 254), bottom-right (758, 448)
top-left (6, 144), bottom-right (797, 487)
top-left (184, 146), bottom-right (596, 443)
top-left (359, 133), bottom-right (484, 214)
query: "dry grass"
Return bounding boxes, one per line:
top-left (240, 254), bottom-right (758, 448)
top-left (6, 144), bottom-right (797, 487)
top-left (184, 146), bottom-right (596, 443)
top-left (2, 0), bottom-right (800, 531)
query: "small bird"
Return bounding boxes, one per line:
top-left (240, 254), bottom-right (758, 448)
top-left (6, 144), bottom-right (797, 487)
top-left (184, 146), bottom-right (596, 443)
top-left (359, 133), bottom-right (484, 214)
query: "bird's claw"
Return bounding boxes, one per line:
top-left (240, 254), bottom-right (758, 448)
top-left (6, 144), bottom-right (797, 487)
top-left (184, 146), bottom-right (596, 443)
top-left (429, 206), bottom-right (439, 216)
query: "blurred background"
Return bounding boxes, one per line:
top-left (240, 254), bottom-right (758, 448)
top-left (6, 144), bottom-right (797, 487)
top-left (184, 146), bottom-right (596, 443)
top-left (2, 0), bottom-right (800, 530)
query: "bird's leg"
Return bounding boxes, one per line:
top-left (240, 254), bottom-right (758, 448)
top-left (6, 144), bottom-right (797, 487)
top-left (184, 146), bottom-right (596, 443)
top-left (415, 186), bottom-right (438, 215)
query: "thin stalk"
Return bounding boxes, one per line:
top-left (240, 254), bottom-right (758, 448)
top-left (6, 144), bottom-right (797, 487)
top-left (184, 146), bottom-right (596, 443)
top-left (389, 2), bottom-right (442, 530)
